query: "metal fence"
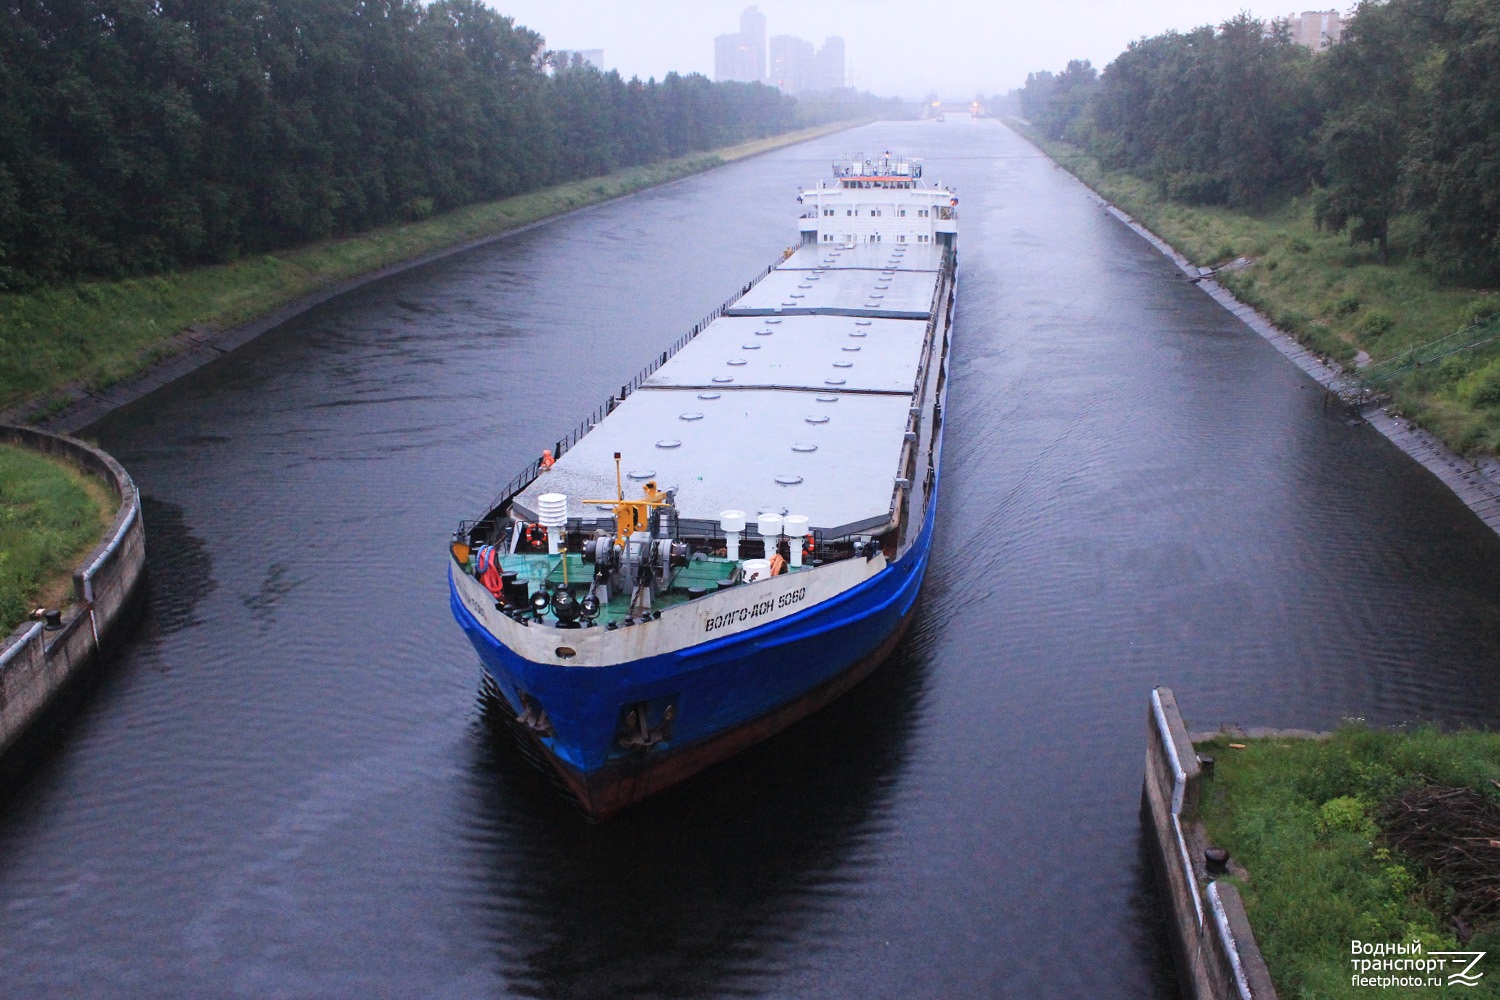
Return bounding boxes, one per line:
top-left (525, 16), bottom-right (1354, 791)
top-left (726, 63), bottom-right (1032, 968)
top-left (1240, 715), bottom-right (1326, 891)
top-left (1333, 314), bottom-right (1500, 405)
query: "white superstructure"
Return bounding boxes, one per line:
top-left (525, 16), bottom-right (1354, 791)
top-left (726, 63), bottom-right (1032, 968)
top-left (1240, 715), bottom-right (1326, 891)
top-left (798, 152), bottom-right (958, 248)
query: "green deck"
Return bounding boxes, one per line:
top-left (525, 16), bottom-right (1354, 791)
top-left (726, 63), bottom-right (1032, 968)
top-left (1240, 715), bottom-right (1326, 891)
top-left (490, 551), bottom-right (791, 624)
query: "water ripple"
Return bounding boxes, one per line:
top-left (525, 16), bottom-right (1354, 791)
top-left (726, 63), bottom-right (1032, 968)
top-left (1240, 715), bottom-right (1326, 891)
top-left (3, 120), bottom-right (1499, 999)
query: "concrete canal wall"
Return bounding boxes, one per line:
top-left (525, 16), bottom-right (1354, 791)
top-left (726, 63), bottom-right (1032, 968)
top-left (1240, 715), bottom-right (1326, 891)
top-left (0, 426), bottom-right (145, 758)
top-left (1144, 687), bottom-right (1278, 1000)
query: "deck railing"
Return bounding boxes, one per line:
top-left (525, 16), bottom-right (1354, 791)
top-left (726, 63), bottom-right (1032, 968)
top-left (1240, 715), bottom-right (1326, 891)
top-left (472, 243), bottom-right (956, 547)
top-left (476, 253), bottom-right (787, 519)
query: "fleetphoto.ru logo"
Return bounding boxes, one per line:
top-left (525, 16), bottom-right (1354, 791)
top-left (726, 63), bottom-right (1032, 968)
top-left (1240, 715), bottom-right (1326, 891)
top-left (1351, 939), bottom-right (1486, 989)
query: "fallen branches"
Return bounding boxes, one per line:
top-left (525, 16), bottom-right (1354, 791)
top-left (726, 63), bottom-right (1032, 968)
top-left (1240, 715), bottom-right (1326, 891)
top-left (1382, 784), bottom-right (1500, 931)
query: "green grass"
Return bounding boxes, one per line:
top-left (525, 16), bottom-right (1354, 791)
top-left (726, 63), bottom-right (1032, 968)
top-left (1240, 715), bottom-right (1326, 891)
top-left (1196, 727), bottom-right (1500, 998)
top-left (1010, 123), bottom-right (1500, 457)
top-left (0, 121), bottom-right (863, 419)
top-left (0, 444), bottom-right (113, 634)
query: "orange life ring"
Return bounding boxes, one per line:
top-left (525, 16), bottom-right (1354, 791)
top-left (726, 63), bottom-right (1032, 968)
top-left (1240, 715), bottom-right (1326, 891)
top-left (540, 449), bottom-right (555, 470)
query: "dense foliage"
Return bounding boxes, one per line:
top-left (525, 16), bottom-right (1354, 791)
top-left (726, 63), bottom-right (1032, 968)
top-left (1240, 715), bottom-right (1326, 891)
top-left (0, 0), bottom-right (821, 290)
top-left (1019, 0), bottom-right (1500, 281)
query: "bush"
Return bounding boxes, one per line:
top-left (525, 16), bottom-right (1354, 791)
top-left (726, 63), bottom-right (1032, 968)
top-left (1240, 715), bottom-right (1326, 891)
top-left (1276, 309), bottom-right (1310, 335)
top-left (1315, 796), bottom-right (1374, 840)
top-left (402, 197), bottom-right (435, 221)
top-left (1164, 171), bottom-right (1229, 206)
top-left (1470, 369), bottom-right (1500, 408)
top-left (1454, 418), bottom-right (1488, 456)
top-left (1304, 322), bottom-right (1357, 365)
top-left (1358, 312), bottom-right (1394, 338)
top-left (1472, 298), bottom-right (1500, 326)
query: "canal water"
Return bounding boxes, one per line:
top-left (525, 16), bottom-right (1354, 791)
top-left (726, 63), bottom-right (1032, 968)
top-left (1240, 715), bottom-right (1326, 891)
top-left (6, 120), bottom-right (1500, 998)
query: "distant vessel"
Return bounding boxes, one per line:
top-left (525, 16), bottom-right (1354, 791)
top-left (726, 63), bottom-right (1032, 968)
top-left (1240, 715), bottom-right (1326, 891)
top-left (448, 152), bottom-right (958, 819)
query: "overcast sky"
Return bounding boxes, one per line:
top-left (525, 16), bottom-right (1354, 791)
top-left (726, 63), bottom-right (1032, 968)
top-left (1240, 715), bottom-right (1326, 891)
top-left (490, 0), bottom-right (1302, 98)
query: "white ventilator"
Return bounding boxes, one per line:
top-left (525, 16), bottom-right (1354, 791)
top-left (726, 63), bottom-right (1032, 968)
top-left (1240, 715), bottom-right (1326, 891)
top-left (784, 514), bottom-right (809, 568)
top-left (538, 493), bottom-right (568, 556)
top-left (720, 509), bottom-right (746, 561)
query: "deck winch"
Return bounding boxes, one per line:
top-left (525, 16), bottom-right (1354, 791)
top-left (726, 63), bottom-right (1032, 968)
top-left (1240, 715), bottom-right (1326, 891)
top-left (578, 452), bottom-right (688, 614)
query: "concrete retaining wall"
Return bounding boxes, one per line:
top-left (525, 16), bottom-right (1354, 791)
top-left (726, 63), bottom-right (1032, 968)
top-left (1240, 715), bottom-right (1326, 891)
top-left (0, 425), bottom-right (145, 758)
top-left (1144, 687), bottom-right (1278, 1000)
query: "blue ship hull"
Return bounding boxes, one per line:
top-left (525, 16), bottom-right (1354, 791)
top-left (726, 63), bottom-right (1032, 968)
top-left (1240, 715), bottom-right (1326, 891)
top-left (450, 476), bottom-right (940, 818)
top-left (449, 160), bottom-right (956, 817)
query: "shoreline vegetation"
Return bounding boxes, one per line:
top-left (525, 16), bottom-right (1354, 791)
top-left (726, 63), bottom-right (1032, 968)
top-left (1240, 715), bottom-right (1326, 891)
top-left (0, 118), bottom-right (859, 623)
top-left (0, 444), bottom-right (113, 635)
top-left (1008, 120), bottom-right (1500, 459)
top-left (1009, 0), bottom-right (1500, 459)
top-left (0, 121), bottom-right (861, 422)
top-left (2, 0), bottom-right (896, 420)
top-left (1195, 727), bottom-right (1500, 998)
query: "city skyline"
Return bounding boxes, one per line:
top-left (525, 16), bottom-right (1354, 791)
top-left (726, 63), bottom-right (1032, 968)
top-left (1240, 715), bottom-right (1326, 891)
top-left (713, 6), bottom-right (845, 94)
top-left (713, 5), bottom-right (767, 84)
top-left (486, 0), bottom-right (1314, 98)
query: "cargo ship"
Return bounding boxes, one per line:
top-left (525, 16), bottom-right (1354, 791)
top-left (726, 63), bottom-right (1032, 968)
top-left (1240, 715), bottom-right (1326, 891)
top-left (449, 152), bottom-right (958, 819)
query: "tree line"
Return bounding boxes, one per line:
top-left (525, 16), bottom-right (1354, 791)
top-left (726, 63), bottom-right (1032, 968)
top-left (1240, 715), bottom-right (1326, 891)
top-left (0, 0), bottom-right (879, 291)
top-left (1019, 0), bottom-right (1500, 281)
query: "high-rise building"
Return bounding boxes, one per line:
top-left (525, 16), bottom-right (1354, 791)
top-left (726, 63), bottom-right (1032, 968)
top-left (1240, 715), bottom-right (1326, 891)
top-left (813, 37), bottom-right (846, 92)
top-left (740, 5), bottom-right (767, 77)
top-left (714, 33), bottom-right (757, 83)
top-left (769, 34), bottom-right (845, 95)
top-left (769, 35), bottom-right (814, 93)
top-left (715, 9), bottom-right (844, 92)
top-left (714, 6), bottom-right (767, 83)
top-left (1290, 10), bottom-right (1342, 50)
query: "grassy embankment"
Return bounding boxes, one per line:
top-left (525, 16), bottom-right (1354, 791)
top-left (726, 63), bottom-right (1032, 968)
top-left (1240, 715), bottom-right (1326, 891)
top-left (0, 120), bottom-right (865, 626)
top-left (0, 120), bottom-right (864, 421)
top-left (1197, 727), bottom-right (1500, 998)
top-left (0, 445), bottom-right (113, 634)
top-left (1010, 124), bottom-right (1500, 457)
